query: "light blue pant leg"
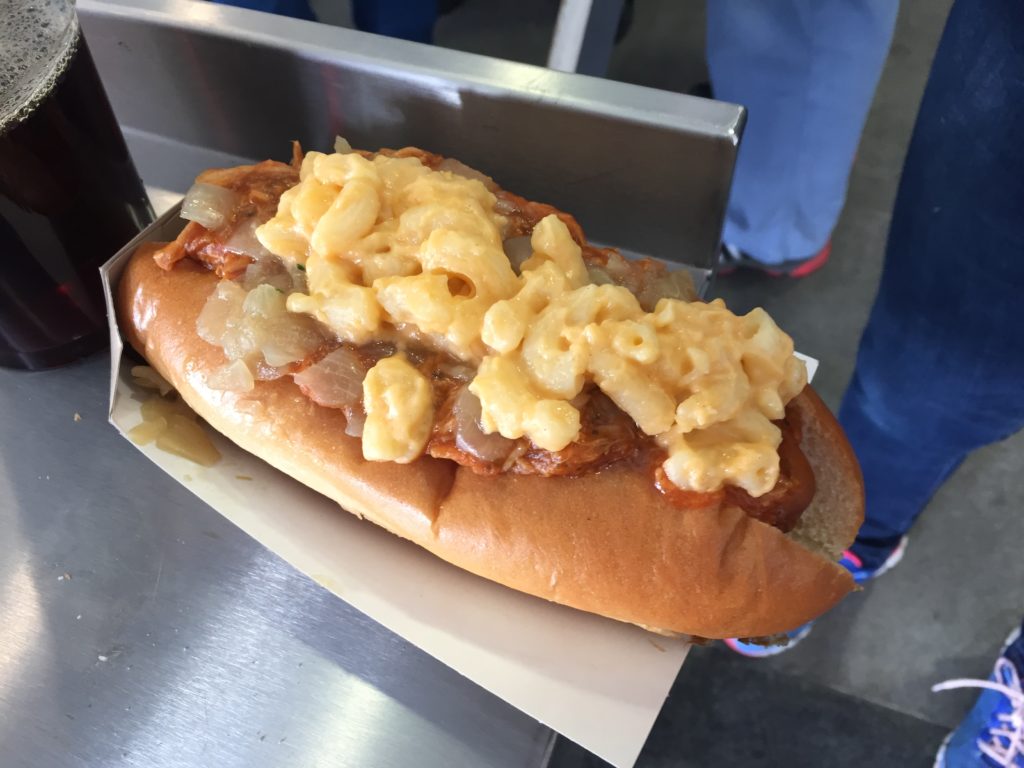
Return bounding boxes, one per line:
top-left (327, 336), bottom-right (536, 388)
top-left (707, 1), bottom-right (899, 264)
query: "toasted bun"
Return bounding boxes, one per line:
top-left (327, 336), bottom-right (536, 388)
top-left (119, 245), bottom-right (862, 638)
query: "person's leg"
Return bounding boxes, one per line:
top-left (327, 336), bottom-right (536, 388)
top-left (706, 0), bottom-right (898, 265)
top-left (727, 0), bottom-right (1024, 657)
top-left (351, 0), bottom-right (439, 43)
top-left (840, 0), bottom-right (1024, 550)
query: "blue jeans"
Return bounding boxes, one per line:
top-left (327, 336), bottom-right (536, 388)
top-left (351, 0), bottom-right (438, 43)
top-left (707, 1), bottom-right (899, 264)
top-left (840, 0), bottom-right (1024, 544)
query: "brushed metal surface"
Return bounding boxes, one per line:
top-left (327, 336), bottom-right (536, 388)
top-left (78, 0), bottom-right (743, 277)
top-left (0, 350), bottom-right (554, 768)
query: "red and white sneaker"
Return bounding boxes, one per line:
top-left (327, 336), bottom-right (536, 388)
top-left (718, 240), bottom-right (832, 278)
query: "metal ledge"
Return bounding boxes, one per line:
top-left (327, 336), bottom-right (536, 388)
top-left (80, 0), bottom-right (743, 283)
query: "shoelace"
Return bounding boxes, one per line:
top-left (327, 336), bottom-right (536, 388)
top-left (933, 659), bottom-right (1024, 767)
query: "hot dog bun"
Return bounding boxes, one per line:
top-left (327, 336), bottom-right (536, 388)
top-left (119, 244), bottom-right (862, 638)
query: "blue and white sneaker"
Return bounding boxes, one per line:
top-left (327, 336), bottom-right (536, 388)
top-left (932, 627), bottom-right (1024, 767)
top-left (723, 536), bottom-right (909, 658)
top-left (724, 622), bottom-right (815, 658)
top-left (842, 535), bottom-right (909, 585)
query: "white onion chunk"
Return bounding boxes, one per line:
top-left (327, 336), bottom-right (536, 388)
top-left (207, 359), bottom-right (255, 392)
top-left (293, 347), bottom-right (367, 410)
top-left (503, 235), bottom-right (533, 274)
top-left (453, 385), bottom-right (514, 463)
top-left (182, 182), bottom-right (239, 230)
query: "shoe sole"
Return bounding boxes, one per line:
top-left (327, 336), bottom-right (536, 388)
top-left (845, 535), bottom-right (909, 584)
top-left (786, 241), bottom-right (831, 277)
top-left (718, 240), bottom-right (831, 279)
top-left (1003, 627), bottom-right (1023, 652)
top-left (869, 536), bottom-right (909, 581)
top-left (932, 732), bottom-right (952, 768)
top-left (724, 623), bottom-right (814, 658)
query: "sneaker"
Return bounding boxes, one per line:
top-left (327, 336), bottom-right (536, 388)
top-left (932, 627), bottom-right (1024, 767)
top-left (718, 240), bottom-right (832, 278)
top-left (842, 535), bottom-right (909, 584)
top-left (723, 623), bottom-right (814, 658)
top-left (724, 536), bottom-right (908, 657)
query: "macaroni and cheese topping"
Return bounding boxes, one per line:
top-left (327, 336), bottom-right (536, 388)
top-left (361, 355), bottom-right (434, 463)
top-left (157, 145), bottom-right (813, 528)
top-left (250, 148), bottom-right (807, 497)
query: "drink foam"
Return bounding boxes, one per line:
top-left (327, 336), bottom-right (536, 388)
top-left (0, 0), bottom-right (79, 133)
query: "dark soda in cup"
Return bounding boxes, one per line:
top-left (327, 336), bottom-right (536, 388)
top-left (0, 0), bottom-right (154, 369)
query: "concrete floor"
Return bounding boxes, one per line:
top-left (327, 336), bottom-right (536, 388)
top-left (271, 0), bottom-right (1024, 762)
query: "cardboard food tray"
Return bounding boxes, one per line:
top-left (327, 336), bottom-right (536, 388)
top-left (101, 204), bottom-right (818, 767)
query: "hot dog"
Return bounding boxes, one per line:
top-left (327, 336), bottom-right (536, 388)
top-left (117, 142), bottom-right (863, 639)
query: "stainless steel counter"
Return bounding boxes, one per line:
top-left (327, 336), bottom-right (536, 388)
top-left (0, 348), bottom-right (553, 768)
